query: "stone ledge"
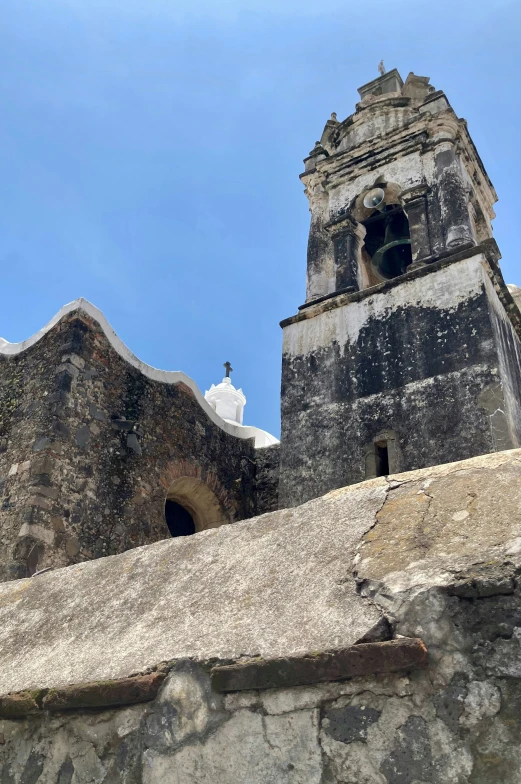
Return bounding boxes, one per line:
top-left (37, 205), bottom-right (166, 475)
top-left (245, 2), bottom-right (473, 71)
top-left (0, 691), bottom-right (41, 719)
top-left (280, 239), bottom-right (503, 329)
top-left (210, 638), bottom-right (428, 692)
top-left (0, 672), bottom-right (166, 719)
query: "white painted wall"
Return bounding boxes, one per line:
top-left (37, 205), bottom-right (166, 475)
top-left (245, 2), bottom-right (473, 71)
top-left (283, 255), bottom-right (487, 358)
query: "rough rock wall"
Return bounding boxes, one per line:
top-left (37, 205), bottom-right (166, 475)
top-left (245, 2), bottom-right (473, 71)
top-left (0, 308), bottom-right (259, 580)
top-left (280, 253), bottom-right (518, 507)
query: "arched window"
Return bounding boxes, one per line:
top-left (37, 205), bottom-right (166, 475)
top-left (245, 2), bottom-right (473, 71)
top-left (164, 476), bottom-right (228, 537)
top-left (165, 500), bottom-right (196, 537)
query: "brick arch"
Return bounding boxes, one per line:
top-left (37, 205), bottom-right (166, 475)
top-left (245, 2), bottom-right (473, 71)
top-left (159, 461), bottom-right (234, 533)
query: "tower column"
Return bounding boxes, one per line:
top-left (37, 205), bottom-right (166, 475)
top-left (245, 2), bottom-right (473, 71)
top-left (434, 140), bottom-right (475, 250)
top-left (302, 144), bottom-right (334, 302)
top-left (326, 214), bottom-right (366, 293)
top-left (400, 184), bottom-right (432, 265)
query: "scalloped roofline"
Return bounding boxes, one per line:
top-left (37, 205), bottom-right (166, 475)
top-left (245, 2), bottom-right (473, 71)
top-left (0, 298), bottom-right (279, 448)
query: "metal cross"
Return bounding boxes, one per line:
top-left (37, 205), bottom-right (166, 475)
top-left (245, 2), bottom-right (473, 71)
top-left (223, 361), bottom-right (233, 378)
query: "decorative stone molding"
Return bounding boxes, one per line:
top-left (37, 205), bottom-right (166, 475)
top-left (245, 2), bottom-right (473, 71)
top-left (399, 183), bottom-right (432, 264)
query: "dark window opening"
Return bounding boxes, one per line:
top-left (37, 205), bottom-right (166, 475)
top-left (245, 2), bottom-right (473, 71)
top-left (165, 500), bottom-right (196, 537)
top-left (375, 441), bottom-right (390, 477)
top-left (362, 205), bottom-right (412, 280)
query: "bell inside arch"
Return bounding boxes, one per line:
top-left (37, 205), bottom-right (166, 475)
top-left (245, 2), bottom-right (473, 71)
top-left (364, 206), bottom-right (412, 280)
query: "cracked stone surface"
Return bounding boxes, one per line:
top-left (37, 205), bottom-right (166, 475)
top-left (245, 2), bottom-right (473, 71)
top-left (0, 478), bottom-right (387, 693)
top-left (357, 448), bottom-right (521, 593)
top-left (0, 450), bottom-right (520, 697)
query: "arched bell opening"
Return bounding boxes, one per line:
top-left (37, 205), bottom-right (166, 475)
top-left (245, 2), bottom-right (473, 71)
top-left (164, 476), bottom-right (228, 537)
top-left (362, 205), bottom-right (412, 281)
top-left (352, 180), bottom-right (413, 285)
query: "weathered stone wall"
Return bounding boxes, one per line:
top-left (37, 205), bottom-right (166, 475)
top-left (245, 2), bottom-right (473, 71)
top-left (0, 306), bottom-right (266, 580)
top-left (301, 75), bottom-right (496, 303)
top-left (280, 252), bottom-right (520, 507)
top-left (1, 449), bottom-right (520, 783)
top-left (253, 443), bottom-right (280, 514)
top-left (1, 588), bottom-right (519, 784)
top-left (485, 274), bottom-right (521, 447)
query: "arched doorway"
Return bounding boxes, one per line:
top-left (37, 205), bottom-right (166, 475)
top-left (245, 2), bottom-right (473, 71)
top-left (164, 476), bottom-right (228, 537)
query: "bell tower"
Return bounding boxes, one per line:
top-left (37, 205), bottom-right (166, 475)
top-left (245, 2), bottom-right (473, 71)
top-left (279, 69), bottom-right (521, 508)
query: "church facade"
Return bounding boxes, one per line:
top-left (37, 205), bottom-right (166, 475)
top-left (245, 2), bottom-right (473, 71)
top-left (0, 69), bottom-right (520, 581)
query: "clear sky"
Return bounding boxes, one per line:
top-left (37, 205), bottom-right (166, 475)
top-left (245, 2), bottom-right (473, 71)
top-left (1, 0), bottom-right (519, 437)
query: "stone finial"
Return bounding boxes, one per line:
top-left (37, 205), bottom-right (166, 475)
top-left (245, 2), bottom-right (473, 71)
top-left (330, 112), bottom-right (338, 121)
top-left (378, 60), bottom-right (386, 76)
top-left (308, 141), bottom-right (329, 160)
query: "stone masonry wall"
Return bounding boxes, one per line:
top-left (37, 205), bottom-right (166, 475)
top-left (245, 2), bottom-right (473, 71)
top-left (485, 274), bottom-right (521, 447)
top-left (1, 580), bottom-right (519, 783)
top-left (253, 443), bottom-right (280, 514)
top-left (0, 307), bottom-right (263, 580)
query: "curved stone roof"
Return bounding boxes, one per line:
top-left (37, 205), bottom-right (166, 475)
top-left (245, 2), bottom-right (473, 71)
top-left (0, 298), bottom-right (278, 448)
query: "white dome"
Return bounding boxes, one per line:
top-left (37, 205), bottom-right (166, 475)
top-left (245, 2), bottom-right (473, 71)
top-left (204, 373), bottom-right (280, 447)
top-left (204, 377), bottom-right (246, 425)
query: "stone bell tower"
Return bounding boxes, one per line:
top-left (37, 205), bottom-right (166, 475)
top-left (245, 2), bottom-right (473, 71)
top-left (279, 68), bottom-right (521, 508)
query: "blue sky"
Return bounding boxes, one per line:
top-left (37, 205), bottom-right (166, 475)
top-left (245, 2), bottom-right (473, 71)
top-left (0, 0), bottom-right (519, 437)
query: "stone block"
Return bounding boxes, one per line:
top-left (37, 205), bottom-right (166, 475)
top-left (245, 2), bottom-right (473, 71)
top-left (30, 455), bottom-right (55, 477)
top-left (42, 671), bottom-right (166, 711)
top-left (88, 402), bottom-right (107, 422)
top-left (211, 639), bottom-right (428, 692)
top-left (0, 692), bottom-right (40, 719)
top-left (143, 665), bottom-right (224, 752)
top-left (126, 433), bottom-right (142, 454)
top-left (18, 524), bottom-right (54, 545)
top-left (74, 425), bottom-right (90, 448)
top-left (30, 485), bottom-right (59, 500)
top-left (142, 709), bottom-right (322, 784)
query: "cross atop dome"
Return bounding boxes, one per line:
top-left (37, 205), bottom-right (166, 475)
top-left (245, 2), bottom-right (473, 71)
top-left (205, 366), bottom-right (246, 425)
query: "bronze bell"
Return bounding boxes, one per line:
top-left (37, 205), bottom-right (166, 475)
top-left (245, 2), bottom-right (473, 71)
top-left (372, 210), bottom-right (412, 278)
